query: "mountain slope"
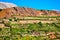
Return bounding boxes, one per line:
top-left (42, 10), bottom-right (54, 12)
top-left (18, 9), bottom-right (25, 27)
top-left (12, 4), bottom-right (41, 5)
top-left (0, 2), bottom-right (60, 18)
top-left (0, 7), bottom-right (60, 18)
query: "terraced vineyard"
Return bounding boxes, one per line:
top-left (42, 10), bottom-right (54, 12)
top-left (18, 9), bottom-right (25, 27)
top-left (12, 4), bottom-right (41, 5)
top-left (0, 16), bottom-right (60, 40)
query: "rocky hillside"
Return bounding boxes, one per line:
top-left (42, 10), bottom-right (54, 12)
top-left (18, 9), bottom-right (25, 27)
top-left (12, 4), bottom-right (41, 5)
top-left (0, 2), bottom-right (60, 18)
top-left (0, 7), bottom-right (60, 18)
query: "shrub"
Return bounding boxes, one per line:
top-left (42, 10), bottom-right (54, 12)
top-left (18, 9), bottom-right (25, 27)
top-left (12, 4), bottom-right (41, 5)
top-left (0, 9), bottom-right (2, 11)
top-left (38, 22), bottom-right (43, 27)
top-left (0, 28), bottom-right (2, 31)
top-left (4, 21), bottom-right (11, 27)
top-left (9, 18), bottom-right (12, 21)
top-left (14, 17), bottom-right (18, 21)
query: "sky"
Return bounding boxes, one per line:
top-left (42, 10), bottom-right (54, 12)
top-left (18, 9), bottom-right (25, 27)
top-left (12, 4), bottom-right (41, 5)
top-left (0, 0), bottom-right (60, 10)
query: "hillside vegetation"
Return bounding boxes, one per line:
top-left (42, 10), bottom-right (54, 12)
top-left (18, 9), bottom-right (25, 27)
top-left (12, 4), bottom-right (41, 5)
top-left (0, 6), bottom-right (60, 40)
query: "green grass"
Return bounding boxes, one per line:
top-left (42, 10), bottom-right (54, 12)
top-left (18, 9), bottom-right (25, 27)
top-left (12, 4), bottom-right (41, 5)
top-left (0, 27), bottom-right (10, 36)
top-left (10, 16), bottom-right (60, 20)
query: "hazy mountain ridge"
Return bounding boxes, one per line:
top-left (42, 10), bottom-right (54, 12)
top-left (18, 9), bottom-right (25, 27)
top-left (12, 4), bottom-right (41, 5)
top-left (0, 2), bottom-right (17, 9)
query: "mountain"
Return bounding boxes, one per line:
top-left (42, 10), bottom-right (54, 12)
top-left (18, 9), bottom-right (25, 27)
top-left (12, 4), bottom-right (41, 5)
top-left (0, 2), bottom-right (17, 9)
top-left (0, 2), bottom-right (60, 18)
